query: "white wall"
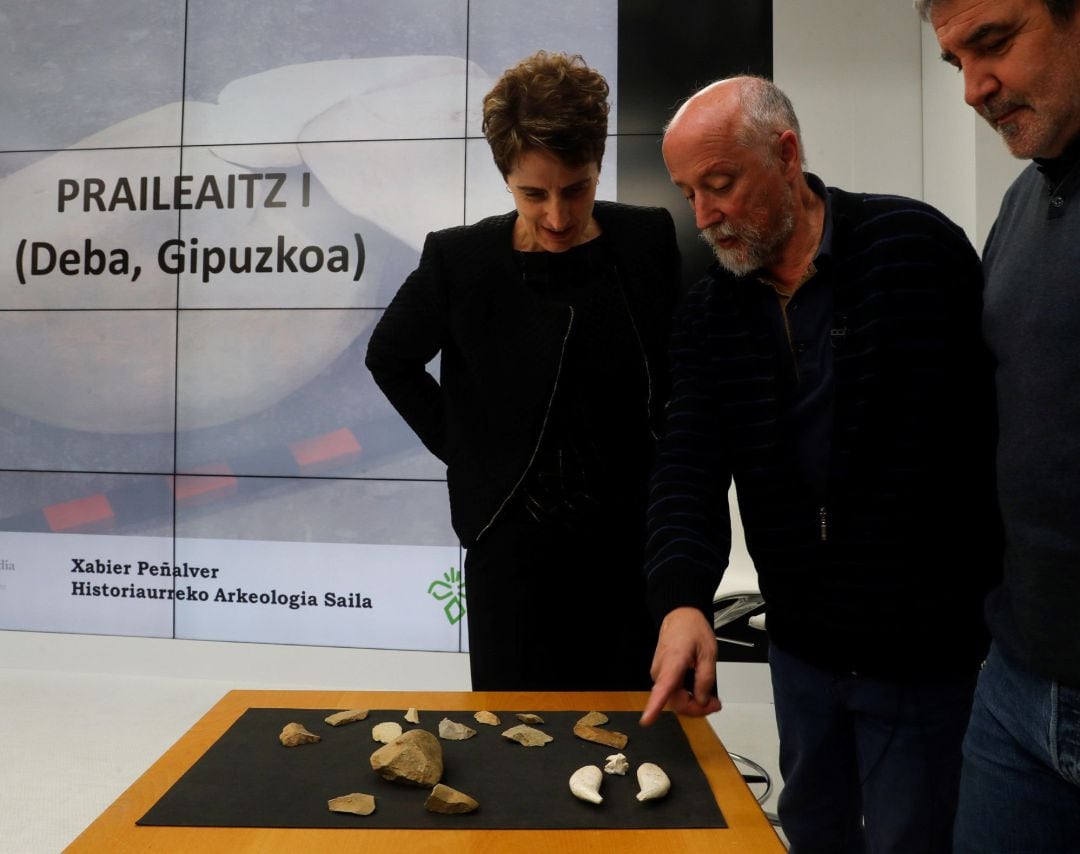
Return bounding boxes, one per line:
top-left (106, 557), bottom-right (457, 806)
top-left (919, 23), bottom-right (1024, 249)
top-left (774, 0), bottom-right (925, 198)
top-left (920, 23), bottom-right (979, 238)
top-left (773, 0), bottom-right (1022, 248)
top-left (0, 629), bottom-right (472, 690)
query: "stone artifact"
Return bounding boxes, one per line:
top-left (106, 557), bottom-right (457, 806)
top-left (501, 724), bottom-right (553, 747)
top-left (604, 753), bottom-right (629, 776)
top-left (327, 792), bottom-right (376, 816)
top-left (569, 765), bottom-right (604, 804)
top-left (425, 783), bottom-right (480, 814)
top-left (438, 718), bottom-right (477, 741)
top-left (516, 713), bottom-right (545, 724)
top-left (576, 711), bottom-right (609, 728)
top-left (635, 762), bottom-right (671, 802)
top-left (404, 707), bottom-right (420, 724)
top-left (474, 710), bottom-right (501, 726)
top-left (370, 729), bottom-right (444, 786)
top-left (573, 723), bottom-right (628, 750)
top-left (325, 709), bottom-right (369, 727)
top-left (371, 721), bottom-right (403, 743)
top-left (278, 722), bottom-right (320, 747)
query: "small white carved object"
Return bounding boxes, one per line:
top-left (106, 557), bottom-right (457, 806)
top-left (569, 765), bottom-right (604, 804)
top-left (404, 707), bottom-right (420, 724)
top-left (604, 753), bottom-right (629, 775)
top-left (635, 762), bottom-right (671, 802)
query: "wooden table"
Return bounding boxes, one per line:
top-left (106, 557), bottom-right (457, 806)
top-left (66, 689), bottom-right (784, 853)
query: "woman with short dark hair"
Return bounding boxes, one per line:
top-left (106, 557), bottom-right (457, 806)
top-left (366, 51), bottom-right (680, 690)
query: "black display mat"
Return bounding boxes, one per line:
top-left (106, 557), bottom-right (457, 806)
top-left (138, 708), bottom-right (727, 830)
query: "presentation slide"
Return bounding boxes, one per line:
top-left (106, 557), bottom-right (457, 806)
top-left (0, 0), bottom-right (770, 658)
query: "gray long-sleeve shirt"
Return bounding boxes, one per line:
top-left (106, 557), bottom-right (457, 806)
top-left (982, 136), bottom-right (1080, 687)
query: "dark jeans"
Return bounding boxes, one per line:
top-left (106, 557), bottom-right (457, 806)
top-left (770, 644), bottom-right (976, 854)
top-left (953, 643), bottom-right (1080, 854)
top-left (463, 513), bottom-right (655, 691)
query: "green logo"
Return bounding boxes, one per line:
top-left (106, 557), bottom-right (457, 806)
top-left (427, 566), bottom-right (466, 625)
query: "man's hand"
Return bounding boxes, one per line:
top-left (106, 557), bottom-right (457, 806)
top-left (639, 606), bottom-right (722, 725)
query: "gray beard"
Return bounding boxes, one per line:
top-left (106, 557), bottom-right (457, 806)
top-left (702, 209), bottom-right (794, 277)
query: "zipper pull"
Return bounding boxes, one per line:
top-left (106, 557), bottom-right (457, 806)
top-left (819, 506), bottom-right (828, 542)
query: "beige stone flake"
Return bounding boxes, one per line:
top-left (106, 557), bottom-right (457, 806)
top-left (327, 792), bottom-right (376, 816)
top-left (324, 709), bottom-right (369, 727)
top-left (438, 717), bottom-right (477, 741)
top-left (576, 711), bottom-right (609, 728)
top-left (404, 707), bottom-right (420, 724)
top-left (370, 729), bottom-right (444, 786)
top-left (473, 710), bottom-right (501, 726)
top-left (278, 722), bottom-right (321, 747)
top-left (515, 713), bottom-right (545, 725)
top-left (425, 783), bottom-right (480, 814)
top-left (371, 721), bottom-right (403, 743)
top-left (501, 724), bottom-right (553, 747)
top-left (573, 723), bottom-right (628, 750)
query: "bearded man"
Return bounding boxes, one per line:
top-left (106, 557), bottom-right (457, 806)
top-left (640, 75), bottom-right (1001, 854)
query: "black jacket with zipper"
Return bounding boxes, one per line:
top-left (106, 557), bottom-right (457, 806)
top-left (365, 201), bottom-right (681, 547)
top-left (645, 186), bottom-right (1001, 679)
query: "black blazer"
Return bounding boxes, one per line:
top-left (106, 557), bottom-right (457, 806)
top-left (366, 201), bottom-right (681, 545)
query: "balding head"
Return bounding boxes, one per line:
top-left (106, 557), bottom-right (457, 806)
top-left (662, 76), bottom-right (814, 280)
top-left (666, 77), bottom-right (745, 138)
top-left (666, 75), bottom-right (805, 168)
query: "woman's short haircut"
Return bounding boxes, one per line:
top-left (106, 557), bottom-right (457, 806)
top-left (482, 51), bottom-right (610, 177)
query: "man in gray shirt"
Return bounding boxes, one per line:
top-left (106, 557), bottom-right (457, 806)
top-left (918, 1), bottom-right (1080, 850)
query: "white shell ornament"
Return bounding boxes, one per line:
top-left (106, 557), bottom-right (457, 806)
top-left (569, 765), bottom-right (604, 804)
top-left (635, 762), bottom-right (671, 802)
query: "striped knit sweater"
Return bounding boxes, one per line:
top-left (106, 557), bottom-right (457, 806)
top-left (645, 184), bottom-right (1001, 678)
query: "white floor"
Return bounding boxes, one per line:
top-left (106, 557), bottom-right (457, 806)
top-left (710, 701), bottom-right (787, 845)
top-left (0, 668), bottom-right (232, 854)
top-left (0, 632), bottom-right (785, 853)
